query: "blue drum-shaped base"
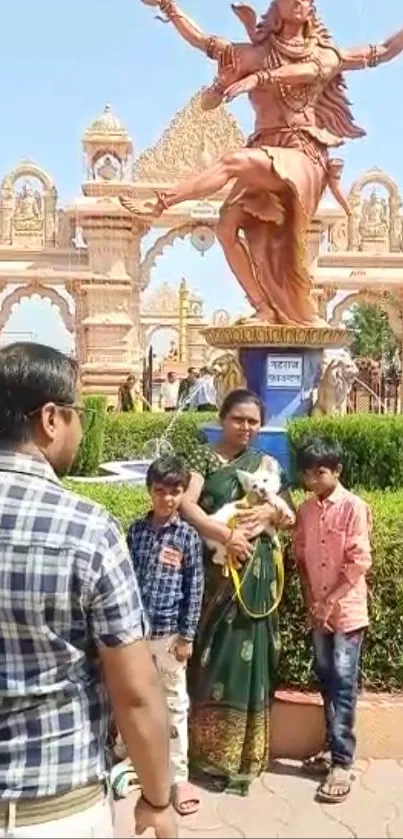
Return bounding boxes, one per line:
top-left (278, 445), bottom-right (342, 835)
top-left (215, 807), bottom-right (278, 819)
top-left (203, 345), bottom-right (324, 478)
top-left (239, 346), bottom-right (323, 424)
top-left (202, 422), bottom-right (291, 475)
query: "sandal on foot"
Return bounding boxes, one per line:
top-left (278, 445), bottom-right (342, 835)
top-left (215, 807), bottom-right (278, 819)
top-left (172, 781), bottom-right (200, 816)
top-left (302, 751), bottom-right (331, 777)
top-left (316, 766), bottom-right (352, 804)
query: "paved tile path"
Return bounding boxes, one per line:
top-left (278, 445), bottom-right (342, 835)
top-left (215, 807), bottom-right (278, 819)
top-left (114, 760), bottom-right (403, 838)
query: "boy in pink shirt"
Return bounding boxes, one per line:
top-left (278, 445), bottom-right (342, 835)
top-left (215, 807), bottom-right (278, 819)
top-left (293, 438), bottom-right (372, 804)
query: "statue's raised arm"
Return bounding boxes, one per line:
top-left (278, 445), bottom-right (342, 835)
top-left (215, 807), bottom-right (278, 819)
top-left (140, 0), bottom-right (233, 65)
top-left (339, 27), bottom-right (403, 71)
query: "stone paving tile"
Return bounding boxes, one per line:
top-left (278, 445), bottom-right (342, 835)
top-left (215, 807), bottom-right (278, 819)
top-left (178, 826), bottom-right (245, 838)
top-left (114, 761), bottom-right (403, 839)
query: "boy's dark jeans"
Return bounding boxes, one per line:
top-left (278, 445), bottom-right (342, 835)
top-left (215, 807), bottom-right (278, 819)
top-left (312, 629), bottom-right (364, 768)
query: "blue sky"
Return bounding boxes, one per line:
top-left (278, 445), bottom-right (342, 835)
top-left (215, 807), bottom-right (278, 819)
top-left (1, 0), bottom-right (402, 353)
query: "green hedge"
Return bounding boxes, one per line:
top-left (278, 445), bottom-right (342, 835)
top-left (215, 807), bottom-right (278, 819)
top-left (72, 396), bottom-right (107, 477)
top-left (288, 415), bottom-right (403, 490)
top-left (102, 411), bottom-right (217, 462)
top-left (77, 409), bottom-right (403, 490)
top-left (66, 481), bottom-right (403, 691)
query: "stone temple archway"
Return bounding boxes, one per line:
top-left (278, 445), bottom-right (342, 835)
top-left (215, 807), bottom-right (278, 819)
top-left (0, 282), bottom-right (75, 353)
top-left (330, 290), bottom-right (403, 340)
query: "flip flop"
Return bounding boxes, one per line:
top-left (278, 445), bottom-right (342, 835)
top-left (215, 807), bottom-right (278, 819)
top-left (110, 761), bottom-right (139, 800)
top-left (316, 766), bottom-right (351, 804)
top-left (172, 781), bottom-right (201, 816)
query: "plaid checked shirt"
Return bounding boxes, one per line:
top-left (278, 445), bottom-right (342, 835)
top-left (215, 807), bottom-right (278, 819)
top-left (127, 514), bottom-right (204, 641)
top-left (0, 450), bottom-right (146, 801)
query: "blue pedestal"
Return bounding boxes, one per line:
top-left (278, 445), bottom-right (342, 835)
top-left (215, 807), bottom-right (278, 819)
top-left (202, 422), bottom-right (291, 475)
top-left (240, 346), bottom-right (323, 425)
top-left (203, 344), bottom-right (324, 480)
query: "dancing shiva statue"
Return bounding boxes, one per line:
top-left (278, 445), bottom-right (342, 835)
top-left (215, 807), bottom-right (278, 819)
top-left (123, 0), bottom-right (403, 327)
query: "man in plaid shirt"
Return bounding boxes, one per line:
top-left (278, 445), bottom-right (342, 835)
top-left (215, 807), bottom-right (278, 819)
top-left (128, 455), bottom-right (204, 817)
top-left (0, 343), bottom-right (176, 838)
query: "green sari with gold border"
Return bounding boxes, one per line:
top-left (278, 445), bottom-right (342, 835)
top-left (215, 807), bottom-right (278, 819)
top-left (185, 445), bottom-right (282, 795)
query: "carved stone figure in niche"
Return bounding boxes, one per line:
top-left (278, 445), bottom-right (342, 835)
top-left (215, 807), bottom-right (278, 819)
top-left (165, 339), bottom-right (179, 361)
top-left (96, 155), bottom-right (120, 181)
top-left (359, 189), bottom-right (389, 240)
top-left (213, 309), bottom-right (230, 327)
top-left (14, 182), bottom-right (43, 231)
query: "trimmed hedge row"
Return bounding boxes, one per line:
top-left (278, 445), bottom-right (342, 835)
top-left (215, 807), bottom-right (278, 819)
top-left (66, 480), bottom-right (403, 691)
top-left (73, 404), bottom-right (403, 492)
top-left (101, 411), bottom-right (217, 462)
top-left (288, 415), bottom-right (403, 489)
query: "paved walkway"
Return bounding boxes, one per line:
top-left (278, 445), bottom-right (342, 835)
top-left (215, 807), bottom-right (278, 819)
top-left (114, 760), bottom-right (403, 838)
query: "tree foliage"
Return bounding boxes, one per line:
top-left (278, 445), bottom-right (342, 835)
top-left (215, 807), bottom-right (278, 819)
top-left (345, 302), bottom-right (398, 364)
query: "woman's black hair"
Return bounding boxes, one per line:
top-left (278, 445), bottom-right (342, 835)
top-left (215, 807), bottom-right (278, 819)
top-left (219, 388), bottom-right (265, 424)
top-left (0, 342), bottom-right (78, 444)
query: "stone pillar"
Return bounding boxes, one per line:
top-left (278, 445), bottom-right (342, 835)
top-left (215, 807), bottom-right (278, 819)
top-left (187, 323), bottom-right (208, 369)
top-left (306, 218), bottom-right (323, 266)
top-left (179, 278), bottom-right (189, 363)
top-left (44, 187), bottom-right (57, 248)
top-left (69, 209), bottom-right (146, 395)
top-left (0, 178), bottom-right (14, 245)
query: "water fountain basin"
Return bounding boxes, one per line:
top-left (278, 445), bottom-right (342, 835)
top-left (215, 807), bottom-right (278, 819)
top-left (69, 459), bottom-right (151, 485)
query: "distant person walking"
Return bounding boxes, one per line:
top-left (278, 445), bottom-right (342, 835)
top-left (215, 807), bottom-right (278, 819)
top-left (178, 368), bottom-right (198, 407)
top-left (117, 374), bottom-right (149, 413)
top-left (159, 372), bottom-right (180, 412)
top-left (187, 367), bottom-right (217, 412)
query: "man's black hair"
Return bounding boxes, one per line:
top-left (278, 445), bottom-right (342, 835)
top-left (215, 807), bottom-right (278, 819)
top-left (295, 436), bottom-right (344, 473)
top-left (146, 454), bottom-right (191, 491)
top-left (0, 342), bottom-right (78, 444)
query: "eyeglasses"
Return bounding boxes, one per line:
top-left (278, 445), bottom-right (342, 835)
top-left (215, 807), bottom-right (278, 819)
top-left (64, 404), bottom-right (96, 432)
top-left (27, 403), bottom-right (97, 433)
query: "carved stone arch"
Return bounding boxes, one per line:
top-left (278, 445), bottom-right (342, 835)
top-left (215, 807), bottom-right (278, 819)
top-left (145, 324), bottom-right (180, 344)
top-left (0, 283), bottom-right (74, 335)
top-left (0, 161), bottom-right (58, 248)
top-left (348, 168), bottom-right (401, 205)
top-left (330, 291), bottom-right (403, 339)
top-left (2, 160), bottom-right (55, 193)
top-left (348, 168), bottom-right (402, 252)
top-left (139, 223), bottom-right (214, 290)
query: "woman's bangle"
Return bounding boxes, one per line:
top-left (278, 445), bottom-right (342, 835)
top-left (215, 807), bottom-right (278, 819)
top-left (140, 791), bottom-right (172, 811)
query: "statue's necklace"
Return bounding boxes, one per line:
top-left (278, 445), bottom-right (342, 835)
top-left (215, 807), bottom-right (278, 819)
top-left (267, 36), bottom-right (315, 114)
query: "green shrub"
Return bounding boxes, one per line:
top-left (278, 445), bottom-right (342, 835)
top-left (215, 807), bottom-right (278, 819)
top-left (65, 480), bottom-right (403, 691)
top-left (288, 415), bottom-right (403, 489)
top-left (71, 395), bottom-right (107, 477)
top-left (65, 482), bottom-right (149, 530)
top-left (102, 411), bottom-right (217, 462)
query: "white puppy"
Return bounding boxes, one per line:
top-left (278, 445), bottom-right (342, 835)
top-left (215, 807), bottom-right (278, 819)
top-left (206, 460), bottom-right (294, 567)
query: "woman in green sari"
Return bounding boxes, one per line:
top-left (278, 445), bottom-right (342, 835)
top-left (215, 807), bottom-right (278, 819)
top-left (181, 389), bottom-right (294, 796)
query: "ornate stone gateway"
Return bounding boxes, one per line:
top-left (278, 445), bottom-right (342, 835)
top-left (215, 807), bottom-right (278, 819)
top-left (0, 91), bottom-right (403, 399)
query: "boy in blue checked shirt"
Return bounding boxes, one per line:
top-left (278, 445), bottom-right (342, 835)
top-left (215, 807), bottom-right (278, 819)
top-left (127, 455), bottom-right (204, 816)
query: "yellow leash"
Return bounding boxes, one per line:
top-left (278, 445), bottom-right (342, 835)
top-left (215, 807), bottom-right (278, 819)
top-left (223, 509), bottom-right (285, 619)
top-left (226, 547), bottom-right (284, 619)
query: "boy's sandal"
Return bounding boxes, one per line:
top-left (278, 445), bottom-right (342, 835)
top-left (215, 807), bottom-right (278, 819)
top-left (316, 766), bottom-right (351, 804)
top-left (172, 781), bottom-right (201, 816)
top-left (302, 752), bottom-right (331, 776)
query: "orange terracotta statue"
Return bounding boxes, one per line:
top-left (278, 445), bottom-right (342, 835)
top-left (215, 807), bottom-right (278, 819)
top-left (123, 0), bottom-right (403, 326)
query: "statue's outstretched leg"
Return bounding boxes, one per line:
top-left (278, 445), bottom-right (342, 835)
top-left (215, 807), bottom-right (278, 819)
top-left (120, 149), bottom-right (279, 218)
top-left (216, 206), bottom-right (272, 319)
